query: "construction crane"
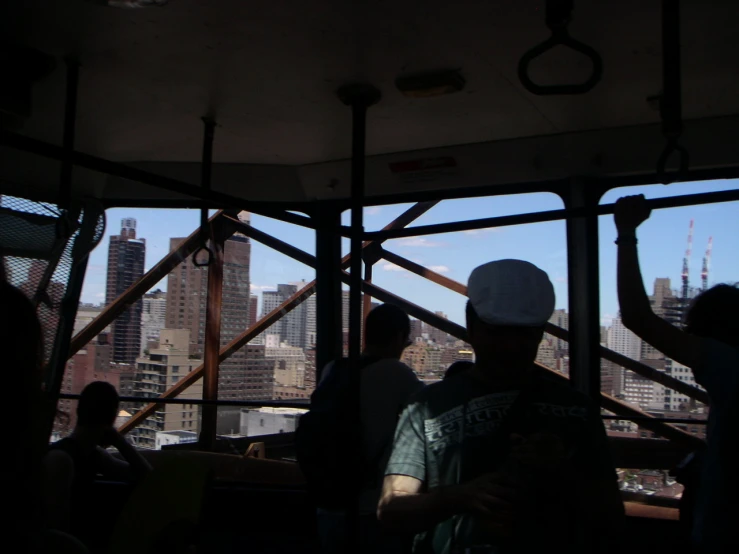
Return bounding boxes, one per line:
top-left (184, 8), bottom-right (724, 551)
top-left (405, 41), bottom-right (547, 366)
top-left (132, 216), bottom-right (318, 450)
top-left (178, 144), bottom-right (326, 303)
top-left (701, 236), bottom-right (713, 291)
top-left (681, 219), bottom-right (694, 301)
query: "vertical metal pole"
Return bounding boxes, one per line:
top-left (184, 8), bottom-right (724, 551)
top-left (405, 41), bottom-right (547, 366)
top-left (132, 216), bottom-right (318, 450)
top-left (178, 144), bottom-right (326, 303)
top-left (315, 204), bottom-right (343, 380)
top-left (565, 180), bottom-right (601, 399)
top-left (199, 229), bottom-right (224, 450)
top-left (362, 262), bottom-right (373, 351)
top-left (337, 83), bottom-right (381, 554)
top-left (197, 116), bottom-right (221, 450)
top-left (59, 57), bottom-right (79, 210)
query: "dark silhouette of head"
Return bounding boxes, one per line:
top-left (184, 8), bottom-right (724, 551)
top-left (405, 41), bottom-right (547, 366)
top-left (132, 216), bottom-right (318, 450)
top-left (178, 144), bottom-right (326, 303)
top-left (364, 304), bottom-right (411, 360)
top-left (77, 381), bottom-right (120, 429)
top-left (465, 260), bottom-right (554, 372)
top-left (685, 284), bottom-right (739, 348)
top-left (445, 360), bottom-right (474, 380)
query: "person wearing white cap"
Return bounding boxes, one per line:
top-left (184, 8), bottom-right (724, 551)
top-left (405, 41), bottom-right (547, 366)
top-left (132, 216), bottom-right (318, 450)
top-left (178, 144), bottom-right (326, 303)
top-left (378, 260), bottom-right (624, 554)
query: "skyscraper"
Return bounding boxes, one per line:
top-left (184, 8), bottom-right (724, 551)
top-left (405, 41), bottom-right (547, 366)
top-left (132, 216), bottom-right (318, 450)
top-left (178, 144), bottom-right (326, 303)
top-left (129, 329), bottom-right (203, 449)
top-left (140, 290), bottom-right (167, 355)
top-left (106, 218), bottom-right (146, 364)
top-left (261, 283), bottom-right (307, 348)
top-left (248, 294), bottom-right (259, 327)
top-left (607, 316), bottom-right (642, 361)
top-left (165, 227), bottom-right (253, 400)
top-left (547, 309), bottom-right (569, 353)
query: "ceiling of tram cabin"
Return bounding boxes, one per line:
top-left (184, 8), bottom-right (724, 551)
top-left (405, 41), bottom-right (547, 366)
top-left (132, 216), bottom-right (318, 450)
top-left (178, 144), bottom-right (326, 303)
top-left (1, 0), bottom-right (739, 205)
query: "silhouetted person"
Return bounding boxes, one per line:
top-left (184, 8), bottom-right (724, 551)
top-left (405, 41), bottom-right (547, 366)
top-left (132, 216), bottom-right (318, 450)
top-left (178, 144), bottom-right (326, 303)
top-left (43, 381), bottom-right (152, 550)
top-left (307, 303), bottom-right (423, 554)
top-left (614, 195), bottom-right (739, 553)
top-left (1, 282), bottom-right (89, 553)
top-left (444, 360), bottom-right (474, 380)
top-left (378, 260), bottom-right (624, 554)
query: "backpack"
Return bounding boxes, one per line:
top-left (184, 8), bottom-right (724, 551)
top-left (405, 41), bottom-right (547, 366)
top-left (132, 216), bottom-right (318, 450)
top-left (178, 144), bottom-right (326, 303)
top-left (295, 355), bottom-right (382, 510)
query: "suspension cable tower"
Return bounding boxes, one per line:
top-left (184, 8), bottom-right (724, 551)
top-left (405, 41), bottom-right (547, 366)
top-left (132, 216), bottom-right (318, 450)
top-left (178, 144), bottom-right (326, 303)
top-left (701, 236), bottom-right (713, 291)
top-left (681, 219), bottom-right (694, 301)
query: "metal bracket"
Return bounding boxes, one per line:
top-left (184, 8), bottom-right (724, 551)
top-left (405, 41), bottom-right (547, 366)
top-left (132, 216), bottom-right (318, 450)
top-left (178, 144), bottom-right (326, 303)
top-left (518, 0), bottom-right (603, 95)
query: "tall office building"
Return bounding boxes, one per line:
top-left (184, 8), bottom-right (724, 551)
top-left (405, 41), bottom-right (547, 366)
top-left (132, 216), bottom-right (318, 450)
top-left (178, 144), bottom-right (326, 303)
top-left (607, 316), bottom-right (642, 361)
top-left (261, 283), bottom-right (307, 348)
top-left (305, 293), bottom-right (317, 349)
top-left (106, 218), bottom-right (146, 364)
top-left (248, 294), bottom-right (259, 327)
top-left (128, 329), bottom-right (203, 449)
top-left (427, 312), bottom-right (450, 345)
top-left (166, 213), bottom-right (257, 400)
top-left (547, 309), bottom-right (569, 353)
top-left (140, 290), bottom-right (167, 355)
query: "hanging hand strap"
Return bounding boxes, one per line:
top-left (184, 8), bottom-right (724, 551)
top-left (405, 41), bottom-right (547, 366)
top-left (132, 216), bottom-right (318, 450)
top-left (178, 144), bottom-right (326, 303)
top-left (518, 0), bottom-right (603, 95)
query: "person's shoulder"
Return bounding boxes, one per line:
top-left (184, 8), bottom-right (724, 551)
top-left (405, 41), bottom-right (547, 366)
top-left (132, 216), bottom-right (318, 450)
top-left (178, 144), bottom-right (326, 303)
top-left (700, 338), bottom-right (739, 364)
top-left (43, 448), bottom-right (74, 473)
top-left (367, 358), bottom-right (416, 376)
top-left (537, 374), bottom-right (593, 406)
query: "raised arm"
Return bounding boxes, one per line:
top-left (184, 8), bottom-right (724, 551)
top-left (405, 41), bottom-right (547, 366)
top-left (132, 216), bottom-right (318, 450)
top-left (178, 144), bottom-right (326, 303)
top-left (97, 429), bottom-right (152, 481)
top-left (614, 195), bottom-right (702, 369)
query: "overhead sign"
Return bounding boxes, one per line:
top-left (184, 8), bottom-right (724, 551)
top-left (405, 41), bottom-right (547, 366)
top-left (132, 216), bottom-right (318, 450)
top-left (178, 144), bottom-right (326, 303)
top-left (388, 157), bottom-right (459, 184)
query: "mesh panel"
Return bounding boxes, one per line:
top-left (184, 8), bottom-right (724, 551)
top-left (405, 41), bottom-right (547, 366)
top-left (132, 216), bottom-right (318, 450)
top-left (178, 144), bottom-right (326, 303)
top-left (0, 194), bottom-right (105, 361)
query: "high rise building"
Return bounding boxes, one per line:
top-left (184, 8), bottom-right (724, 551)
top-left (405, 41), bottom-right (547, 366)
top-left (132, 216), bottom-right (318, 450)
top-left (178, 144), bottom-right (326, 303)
top-left (427, 312), bottom-right (450, 345)
top-left (165, 215), bottom-right (255, 400)
top-left (409, 319), bottom-right (424, 343)
top-left (106, 218), bottom-right (146, 364)
top-left (547, 309), bottom-right (569, 353)
top-left (607, 316), bottom-right (642, 361)
top-left (305, 293), bottom-right (317, 349)
top-left (128, 329), bottom-right (203, 449)
top-left (219, 234), bottom-right (253, 400)
top-left (248, 294), bottom-right (259, 327)
top-left (261, 282), bottom-right (309, 348)
top-left (140, 290), bottom-right (167, 355)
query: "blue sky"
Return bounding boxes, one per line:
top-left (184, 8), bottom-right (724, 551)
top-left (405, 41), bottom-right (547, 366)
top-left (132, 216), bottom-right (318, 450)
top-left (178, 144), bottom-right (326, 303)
top-left (80, 180), bottom-right (738, 327)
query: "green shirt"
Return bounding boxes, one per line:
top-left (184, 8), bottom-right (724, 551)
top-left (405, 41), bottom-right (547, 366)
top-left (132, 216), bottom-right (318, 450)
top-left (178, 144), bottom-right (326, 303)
top-left (385, 371), bottom-right (616, 554)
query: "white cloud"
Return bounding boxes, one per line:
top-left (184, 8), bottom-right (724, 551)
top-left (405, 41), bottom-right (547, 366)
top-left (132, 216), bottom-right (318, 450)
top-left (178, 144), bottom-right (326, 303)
top-left (366, 206), bottom-right (382, 216)
top-left (397, 237), bottom-right (446, 248)
top-left (462, 228), bottom-right (504, 236)
top-left (382, 263), bottom-right (450, 275)
top-left (250, 284), bottom-right (276, 292)
top-left (601, 313), bottom-right (616, 327)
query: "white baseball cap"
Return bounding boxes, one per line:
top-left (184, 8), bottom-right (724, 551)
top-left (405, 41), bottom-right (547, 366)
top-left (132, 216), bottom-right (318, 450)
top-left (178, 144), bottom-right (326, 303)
top-left (467, 259), bottom-right (555, 327)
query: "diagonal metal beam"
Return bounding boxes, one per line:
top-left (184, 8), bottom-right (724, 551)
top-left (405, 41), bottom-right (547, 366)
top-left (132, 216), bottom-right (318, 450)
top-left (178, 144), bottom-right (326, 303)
top-left (221, 214), bottom-right (317, 268)
top-left (380, 249), bottom-right (709, 404)
top-left (69, 210), bottom-right (229, 358)
top-left (544, 324), bottom-right (709, 405)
